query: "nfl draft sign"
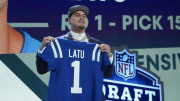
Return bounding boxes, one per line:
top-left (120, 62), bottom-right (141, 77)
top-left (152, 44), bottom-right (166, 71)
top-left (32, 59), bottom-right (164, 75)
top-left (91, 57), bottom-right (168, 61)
top-left (103, 49), bottom-right (163, 101)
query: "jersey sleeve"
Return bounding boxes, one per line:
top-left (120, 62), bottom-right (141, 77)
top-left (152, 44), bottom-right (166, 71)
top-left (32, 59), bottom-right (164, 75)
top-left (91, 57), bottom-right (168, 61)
top-left (38, 42), bottom-right (56, 71)
top-left (101, 52), bottom-right (111, 72)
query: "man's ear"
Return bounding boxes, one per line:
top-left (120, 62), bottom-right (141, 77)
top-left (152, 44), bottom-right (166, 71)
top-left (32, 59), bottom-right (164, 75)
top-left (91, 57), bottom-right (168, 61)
top-left (68, 17), bottom-right (71, 24)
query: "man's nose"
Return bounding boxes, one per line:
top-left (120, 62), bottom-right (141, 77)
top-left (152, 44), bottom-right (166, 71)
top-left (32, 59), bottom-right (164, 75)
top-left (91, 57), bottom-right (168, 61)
top-left (79, 15), bottom-right (84, 18)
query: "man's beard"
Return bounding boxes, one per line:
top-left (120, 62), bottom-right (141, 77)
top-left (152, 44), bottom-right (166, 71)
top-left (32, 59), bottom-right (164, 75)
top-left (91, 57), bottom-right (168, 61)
top-left (78, 26), bottom-right (85, 30)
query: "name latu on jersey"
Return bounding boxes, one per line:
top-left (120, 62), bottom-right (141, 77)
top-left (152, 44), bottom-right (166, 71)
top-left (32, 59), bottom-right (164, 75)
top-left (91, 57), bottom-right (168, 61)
top-left (69, 49), bottom-right (84, 59)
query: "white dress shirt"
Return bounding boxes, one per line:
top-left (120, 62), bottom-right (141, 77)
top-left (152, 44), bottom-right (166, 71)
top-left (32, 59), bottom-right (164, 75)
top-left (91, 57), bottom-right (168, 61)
top-left (70, 31), bottom-right (88, 42)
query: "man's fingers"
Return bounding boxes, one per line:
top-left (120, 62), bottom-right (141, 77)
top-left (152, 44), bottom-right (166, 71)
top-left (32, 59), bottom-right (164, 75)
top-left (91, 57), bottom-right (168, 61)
top-left (45, 36), bottom-right (55, 41)
top-left (101, 49), bottom-right (110, 53)
top-left (45, 40), bottom-right (51, 43)
top-left (98, 44), bottom-right (112, 57)
top-left (99, 45), bottom-right (110, 51)
top-left (98, 44), bottom-right (106, 48)
top-left (43, 36), bottom-right (55, 43)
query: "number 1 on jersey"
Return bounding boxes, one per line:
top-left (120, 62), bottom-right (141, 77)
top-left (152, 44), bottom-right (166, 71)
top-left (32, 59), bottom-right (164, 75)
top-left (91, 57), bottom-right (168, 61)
top-left (71, 61), bottom-right (82, 94)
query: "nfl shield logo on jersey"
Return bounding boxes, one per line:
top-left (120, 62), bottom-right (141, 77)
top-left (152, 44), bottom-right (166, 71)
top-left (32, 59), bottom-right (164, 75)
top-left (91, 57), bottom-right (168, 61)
top-left (114, 49), bottom-right (136, 80)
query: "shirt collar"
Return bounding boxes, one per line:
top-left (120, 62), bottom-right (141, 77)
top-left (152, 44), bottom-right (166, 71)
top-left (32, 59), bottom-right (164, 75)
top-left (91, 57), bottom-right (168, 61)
top-left (70, 31), bottom-right (87, 41)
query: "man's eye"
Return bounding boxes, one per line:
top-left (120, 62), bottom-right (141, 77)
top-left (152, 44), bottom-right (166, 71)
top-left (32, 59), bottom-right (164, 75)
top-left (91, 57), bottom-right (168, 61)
top-left (75, 14), bottom-right (80, 16)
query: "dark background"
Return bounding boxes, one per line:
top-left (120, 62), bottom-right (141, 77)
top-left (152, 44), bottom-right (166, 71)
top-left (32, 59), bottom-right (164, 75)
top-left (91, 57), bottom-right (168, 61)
top-left (8, 0), bottom-right (180, 48)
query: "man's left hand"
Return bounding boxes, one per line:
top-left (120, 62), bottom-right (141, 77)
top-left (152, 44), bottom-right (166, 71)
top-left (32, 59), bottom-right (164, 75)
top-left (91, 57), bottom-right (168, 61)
top-left (99, 44), bottom-right (112, 57)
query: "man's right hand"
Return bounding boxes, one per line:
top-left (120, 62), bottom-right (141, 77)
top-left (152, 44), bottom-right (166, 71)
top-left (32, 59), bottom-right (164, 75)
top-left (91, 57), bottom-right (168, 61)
top-left (39, 36), bottom-right (55, 51)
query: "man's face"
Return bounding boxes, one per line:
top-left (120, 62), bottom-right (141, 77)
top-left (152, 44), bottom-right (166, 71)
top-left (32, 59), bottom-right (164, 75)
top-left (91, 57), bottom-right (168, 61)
top-left (69, 10), bottom-right (87, 30)
top-left (0, 0), bottom-right (8, 11)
